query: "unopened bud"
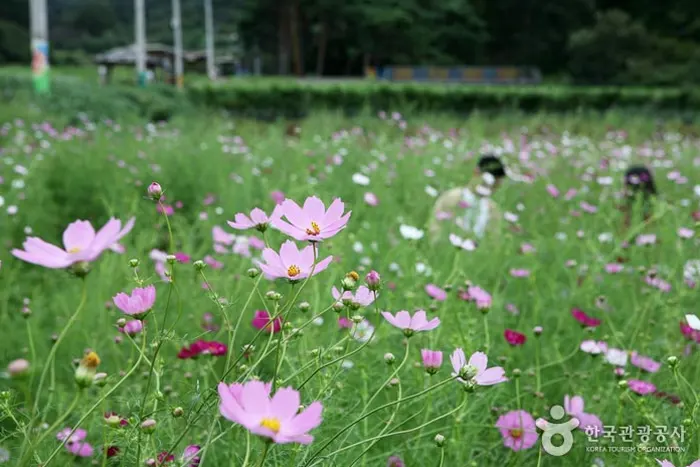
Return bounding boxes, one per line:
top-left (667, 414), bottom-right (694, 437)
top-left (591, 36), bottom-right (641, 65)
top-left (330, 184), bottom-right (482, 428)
top-left (193, 260), bottom-right (206, 271)
top-left (309, 348), bottom-right (320, 357)
top-left (298, 302), bottom-right (311, 313)
top-left (172, 407), bottom-right (184, 418)
top-left (105, 413), bottom-right (122, 427)
top-left (389, 378), bottom-right (400, 387)
top-left (332, 302), bottom-right (345, 313)
top-left (129, 258), bottom-right (140, 268)
top-left (166, 255), bottom-right (176, 265)
top-left (365, 270), bottom-right (381, 291)
top-left (265, 290), bottom-right (279, 301)
top-left (351, 315), bottom-right (364, 324)
top-left (512, 368), bottom-right (521, 378)
top-left (533, 326), bottom-right (543, 336)
top-left (618, 380), bottom-right (628, 389)
top-left (7, 359), bottom-right (30, 378)
top-left (247, 267), bottom-right (260, 278)
top-left (148, 182), bottom-right (163, 200)
top-left (116, 318), bottom-right (127, 327)
top-left (434, 434), bottom-right (446, 448)
top-left (384, 353), bottom-right (395, 364)
top-left (667, 356), bottom-right (679, 368)
top-left (93, 372), bottom-right (108, 386)
top-left (283, 322), bottom-right (293, 331)
top-left (341, 275), bottom-right (357, 291)
top-left (140, 419), bottom-right (157, 434)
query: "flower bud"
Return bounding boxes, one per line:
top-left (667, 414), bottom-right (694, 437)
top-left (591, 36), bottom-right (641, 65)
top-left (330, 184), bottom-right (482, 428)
top-left (384, 353), bottom-right (396, 365)
top-left (193, 260), bottom-right (206, 271)
top-left (351, 315), bottom-right (364, 324)
top-left (172, 407), bottom-right (184, 418)
top-left (332, 302), bottom-right (345, 313)
top-left (283, 322), bottom-right (293, 331)
top-left (21, 306), bottom-right (31, 318)
top-left (7, 359), bottom-right (30, 378)
top-left (667, 356), bottom-right (678, 368)
top-left (434, 434), bottom-right (446, 448)
top-left (365, 270), bottom-right (381, 291)
top-left (533, 326), bottom-right (543, 336)
top-left (166, 255), bottom-right (176, 265)
top-left (70, 261), bottom-right (91, 278)
top-left (341, 275), bottom-right (357, 291)
top-left (129, 258), bottom-right (140, 268)
top-left (116, 317), bottom-right (127, 327)
top-left (298, 302), bottom-right (311, 313)
top-left (247, 267), bottom-right (260, 278)
top-left (389, 377), bottom-right (400, 387)
top-left (148, 182), bottom-right (162, 200)
top-left (105, 412), bottom-right (122, 427)
top-left (75, 352), bottom-right (100, 388)
top-left (309, 348), bottom-right (320, 358)
top-left (512, 368), bottom-right (521, 378)
top-left (618, 380), bottom-right (628, 389)
top-left (93, 372), bottom-right (108, 386)
top-left (140, 419), bottom-right (157, 434)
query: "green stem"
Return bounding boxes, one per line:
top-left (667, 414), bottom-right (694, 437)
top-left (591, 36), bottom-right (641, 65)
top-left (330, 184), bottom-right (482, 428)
top-left (225, 275), bottom-right (263, 372)
top-left (256, 442), bottom-right (271, 467)
top-left (41, 328), bottom-right (147, 466)
top-left (437, 449), bottom-right (445, 467)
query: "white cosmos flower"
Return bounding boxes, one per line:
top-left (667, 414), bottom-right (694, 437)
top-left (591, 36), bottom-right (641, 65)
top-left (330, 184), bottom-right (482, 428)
top-left (425, 185), bottom-right (438, 197)
top-left (352, 173), bottom-right (370, 186)
top-left (399, 224), bottom-right (424, 240)
top-left (685, 314), bottom-right (700, 331)
top-left (598, 232), bottom-right (613, 243)
top-left (684, 260), bottom-right (700, 282)
top-left (504, 212), bottom-right (518, 223)
top-left (449, 234), bottom-right (476, 251)
top-left (694, 185), bottom-right (700, 197)
top-left (604, 348), bottom-right (628, 367)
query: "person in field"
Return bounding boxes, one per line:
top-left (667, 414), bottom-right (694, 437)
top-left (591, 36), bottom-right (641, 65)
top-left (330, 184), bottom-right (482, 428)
top-left (622, 165), bottom-right (658, 229)
top-left (428, 154), bottom-right (508, 244)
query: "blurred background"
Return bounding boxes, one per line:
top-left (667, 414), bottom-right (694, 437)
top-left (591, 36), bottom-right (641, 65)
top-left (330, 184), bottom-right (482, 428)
top-left (2, 0), bottom-right (700, 86)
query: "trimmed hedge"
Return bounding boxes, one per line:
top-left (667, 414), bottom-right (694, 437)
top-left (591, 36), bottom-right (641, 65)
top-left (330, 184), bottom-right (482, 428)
top-left (189, 80), bottom-right (700, 117)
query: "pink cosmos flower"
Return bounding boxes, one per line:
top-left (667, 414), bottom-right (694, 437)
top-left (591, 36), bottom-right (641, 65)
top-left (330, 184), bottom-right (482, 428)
top-left (259, 240), bottom-right (333, 281)
top-left (645, 275), bottom-right (671, 292)
top-left (628, 379), bottom-right (656, 395)
top-left (580, 201), bottom-right (598, 213)
top-left (272, 196), bottom-right (351, 242)
top-left (228, 207), bottom-right (281, 232)
top-left (462, 285), bottom-right (492, 309)
top-left (217, 380), bottom-right (323, 444)
top-left (580, 340), bottom-right (607, 354)
top-left (57, 427), bottom-right (93, 457)
top-left (424, 284), bottom-right (447, 301)
top-left (364, 192), bottom-right (379, 206)
top-left (112, 285), bottom-right (156, 318)
top-left (495, 410), bottom-right (538, 451)
top-left (331, 286), bottom-right (376, 308)
top-left (630, 352), bottom-right (661, 373)
top-left (509, 269), bottom-right (530, 278)
top-left (338, 317), bottom-right (352, 329)
top-left (656, 459), bottom-right (700, 467)
top-left (12, 217), bottom-right (135, 269)
top-left (504, 329), bottom-right (526, 346)
top-left (450, 349), bottom-right (507, 386)
top-left (678, 228), bottom-right (694, 239)
top-left (381, 310), bottom-right (440, 336)
top-left (57, 427), bottom-right (87, 443)
top-left (203, 255), bottom-right (224, 270)
top-left (120, 320), bottom-right (143, 336)
top-left (182, 445), bottom-right (201, 466)
top-left (546, 184), bottom-right (560, 198)
top-left (564, 395), bottom-right (603, 437)
top-left (252, 310), bottom-right (282, 334)
top-left (636, 234), bottom-right (657, 246)
top-left (520, 243), bottom-right (536, 254)
top-left (387, 455), bottom-right (405, 467)
top-left (571, 308), bottom-right (601, 327)
top-left (605, 263), bottom-right (624, 274)
top-left (212, 226), bottom-right (235, 245)
top-left (270, 191), bottom-right (286, 205)
top-left (421, 349), bottom-right (443, 374)
top-left (565, 188), bottom-right (577, 200)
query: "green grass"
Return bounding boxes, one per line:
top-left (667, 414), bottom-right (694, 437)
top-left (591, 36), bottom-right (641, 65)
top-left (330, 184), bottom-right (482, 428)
top-left (0, 97), bottom-right (698, 467)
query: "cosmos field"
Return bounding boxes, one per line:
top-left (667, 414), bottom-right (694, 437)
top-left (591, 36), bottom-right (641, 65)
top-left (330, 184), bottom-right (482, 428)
top-left (0, 107), bottom-right (699, 467)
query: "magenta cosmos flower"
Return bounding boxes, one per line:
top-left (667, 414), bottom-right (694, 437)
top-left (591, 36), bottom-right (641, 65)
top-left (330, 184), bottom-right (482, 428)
top-left (504, 329), bottom-right (526, 346)
top-left (628, 379), bottom-right (656, 395)
top-left (381, 310), bottom-right (440, 336)
top-left (495, 410), bottom-right (538, 451)
top-left (252, 310), bottom-right (282, 334)
top-left (259, 240), bottom-right (333, 281)
top-left (218, 380), bottom-right (323, 444)
top-left (450, 349), bottom-right (507, 386)
top-left (228, 207), bottom-right (281, 232)
top-left (177, 340), bottom-right (227, 359)
top-left (421, 349), bottom-right (443, 374)
top-left (571, 308), bottom-right (601, 327)
top-left (113, 285), bottom-right (156, 319)
top-left (272, 196), bottom-right (351, 242)
top-left (424, 284), bottom-right (447, 301)
top-left (12, 217), bottom-right (135, 269)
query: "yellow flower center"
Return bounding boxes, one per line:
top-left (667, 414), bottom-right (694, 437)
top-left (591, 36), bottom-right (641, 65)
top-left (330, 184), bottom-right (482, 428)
top-left (81, 351), bottom-right (101, 369)
top-left (68, 247), bottom-right (81, 254)
top-left (509, 429), bottom-right (523, 439)
top-left (287, 265), bottom-right (301, 277)
top-left (260, 417), bottom-right (281, 433)
top-left (305, 221), bottom-right (321, 236)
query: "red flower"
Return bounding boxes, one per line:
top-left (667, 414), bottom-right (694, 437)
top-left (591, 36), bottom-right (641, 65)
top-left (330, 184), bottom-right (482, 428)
top-left (157, 451), bottom-right (175, 465)
top-left (105, 446), bottom-right (120, 458)
top-left (571, 308), bottom-right (602, 327)
top-left (504, 329), bottom-right (526, 346)
top-left (177, 340), bottom-right (228, 359)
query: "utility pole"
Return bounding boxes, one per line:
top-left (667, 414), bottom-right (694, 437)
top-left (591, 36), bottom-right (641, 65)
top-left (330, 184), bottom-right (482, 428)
top-left (204, 0), bottom-right (216, 80)
top-left (171, 0), bottom-right (184, 88)
top-left (135, 0), bottom-right (147, 86)
top-left (29, 0), bottom-right (50, 94)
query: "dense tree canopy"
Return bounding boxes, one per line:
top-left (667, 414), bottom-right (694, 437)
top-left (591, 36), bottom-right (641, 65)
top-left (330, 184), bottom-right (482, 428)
top-left (1, 0), bottom-right (699, 84)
